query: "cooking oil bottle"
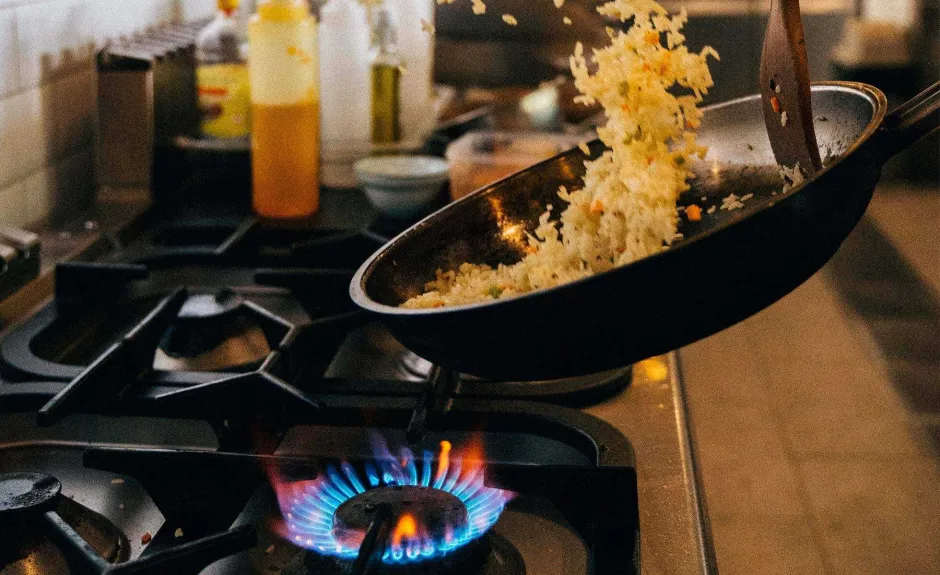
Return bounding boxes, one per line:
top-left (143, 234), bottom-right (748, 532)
top-left (249, 0), bottom-right (320, 219)
top-left (196, 0), bottom-right (250, 139)
top-left (370, 6), bottom-right (401, 145)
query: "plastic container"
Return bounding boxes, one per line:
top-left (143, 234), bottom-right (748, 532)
top-left (249, 0), bottom-right (320, 219)
top-left (319, 0), bottom-right (371, 188)
top-left (445, 131), bottom-right (587, 201)
top-left (354, 155), bottom-right (449, 218)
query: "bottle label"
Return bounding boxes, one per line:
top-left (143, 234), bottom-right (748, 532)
top-left (197, 63), bottom-right (250, 138)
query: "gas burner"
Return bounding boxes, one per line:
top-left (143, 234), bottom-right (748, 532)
top-left (287, 531), bottom-right (524, 575)
top-left (0, 473), bottom-right (130, 574)
top-left (154, 290), bottom-right (271, 371)
top-left (275, 439), bottom-right (513, 568)
top-left (0, 472), bottom-right (60, 519)
top-left (334, 486), bottom-right (469, 561)
top-left (0, 466), bottom-right (258, 575)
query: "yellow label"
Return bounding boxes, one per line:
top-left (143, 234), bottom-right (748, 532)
top-left (197, 64), bottom-right (251, 138)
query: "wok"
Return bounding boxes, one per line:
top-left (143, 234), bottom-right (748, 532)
top-left (351, 82), bottom-right (940, 380)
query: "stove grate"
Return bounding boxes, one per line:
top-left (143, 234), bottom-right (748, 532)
top-left (0, 472), bottom-right (257, 574)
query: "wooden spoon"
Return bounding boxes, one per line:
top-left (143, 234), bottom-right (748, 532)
top-left (760, 0), bottom-right (823, 175)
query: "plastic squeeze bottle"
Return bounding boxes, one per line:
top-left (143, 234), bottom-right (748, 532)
top-left (249, 0), bottom-right (320, 219)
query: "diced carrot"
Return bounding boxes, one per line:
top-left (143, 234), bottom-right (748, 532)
top-left (686, 204), bottom-right (702, 221)
top-left (646, 31), bottom-right (659, 45)
top-left (590, 199), bottom-right (604, 213)
top-left (770, 95), bottom-right (781, 114)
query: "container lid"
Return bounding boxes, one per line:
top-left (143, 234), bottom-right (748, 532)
top-left (445, 131), bottom-right (588, 164)
top-left (354, 156), bottom-right (450, 187)
top-left (257, 0), bottom-right (309, 21)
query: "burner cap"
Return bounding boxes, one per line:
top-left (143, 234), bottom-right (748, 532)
top-left (290, 532), bottom-right (524, 575)
top-left (154, 290), bottom-right (272, 371)
top-left (333, 486), bottom-right (468, 545)
top-left (177, 290), bottom-right (244, 321)
top-left (0, 473), bottom-right (61, 521)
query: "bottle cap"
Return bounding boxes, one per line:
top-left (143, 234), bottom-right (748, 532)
top-left (257, 0), bottom-right (309, 21)
top-left (218, 0), bottom-right (240, 11)
top-left (371, 7), bottom-right (397, 49)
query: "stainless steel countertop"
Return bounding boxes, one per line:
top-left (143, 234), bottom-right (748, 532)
top-left (0, 187), bottom-right (717, 575)
top-left (586, 356), bottom-right (716, 575)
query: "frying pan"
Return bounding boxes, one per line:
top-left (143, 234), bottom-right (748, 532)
top-left (351, 82), bottom-right (940, 380)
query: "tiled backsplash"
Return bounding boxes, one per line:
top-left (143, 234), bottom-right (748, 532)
top-left (0, 0), bottom-right (216, 229)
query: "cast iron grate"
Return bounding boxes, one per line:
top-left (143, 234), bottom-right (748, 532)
top-left (0, 471), bottom-right (256, 574)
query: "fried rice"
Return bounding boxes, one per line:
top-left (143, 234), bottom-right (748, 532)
top-left (402, 0), bottom-right (718, 309)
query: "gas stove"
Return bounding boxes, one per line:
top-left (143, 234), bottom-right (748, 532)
top-left (0, 191), bottom-right (710, 575)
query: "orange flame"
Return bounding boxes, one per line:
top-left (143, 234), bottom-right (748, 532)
top-left (435, 440), bottom-right (452, 483)
top-left (391, 514), bottom-right (418, 548)
top-left (462, 437), bottom-right (484, 466)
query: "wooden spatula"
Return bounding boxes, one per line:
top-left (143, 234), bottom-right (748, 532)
top-left (760, 0), bottom-right (822, 175)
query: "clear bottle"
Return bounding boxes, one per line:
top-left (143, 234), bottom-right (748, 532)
top-left (196, 0), bottom-right (251, 139)
top-left (249, 0), bottom-right (320, 219)
top-left (370, 7), bottom-right (401, 145)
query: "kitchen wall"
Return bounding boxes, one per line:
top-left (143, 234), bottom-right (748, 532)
top-left (0, 0), bottom-right (217, 230)
top-left (683, 10), bottom-right (848, 106)
top-left (436, 0), bottom-right (849, 91)
top-left (863, 0), bottom-right (919, 27)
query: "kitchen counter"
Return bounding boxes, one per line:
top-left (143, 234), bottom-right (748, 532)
top-left (587, 355), bottom-right (716, 575)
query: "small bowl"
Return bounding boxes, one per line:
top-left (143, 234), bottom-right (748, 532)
top-left (354, 155), bottom-right (450, 218)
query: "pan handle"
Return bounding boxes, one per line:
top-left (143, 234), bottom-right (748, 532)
top-left (881, 81), bottom-right (940, 159)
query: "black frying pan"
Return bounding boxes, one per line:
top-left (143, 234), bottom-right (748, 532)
top-left (351, 82), bottom-right (940, 380)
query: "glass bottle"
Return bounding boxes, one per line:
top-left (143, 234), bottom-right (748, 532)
top-left (249, 0), bottom-right (320, 219)
top-left (370, 6), bottom-right (401, 145)
top-left (196, 0), bottom-right (251, 139)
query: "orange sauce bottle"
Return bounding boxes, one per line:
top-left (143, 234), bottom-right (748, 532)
top-left (249, 0), bottom-right (320, 219)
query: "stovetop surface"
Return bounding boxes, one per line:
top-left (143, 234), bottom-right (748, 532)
top-left (0, 434), bottom-right (592, 575)
top-left (0, 189), bottom-right (714, 575)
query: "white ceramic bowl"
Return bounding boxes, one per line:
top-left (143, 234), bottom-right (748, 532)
top-left (354, 155), bottom-right (450, 218)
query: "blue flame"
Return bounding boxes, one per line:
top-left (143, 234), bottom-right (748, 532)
top-left (278, 438), bottom-right (513, 565)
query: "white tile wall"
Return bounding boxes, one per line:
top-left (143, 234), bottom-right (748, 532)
top-left (0, 0), bottom-right (216, 229)
top-left (0, 10), bottom-right (19, 97)
top-left (0, 180), bottom-right (28, 228)
top-left (0, 86), bottom-right (47, 189)
top-left (23, 145), bottom-right (95, 225)
top-left (15, 0), bottom-right (96, 89)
